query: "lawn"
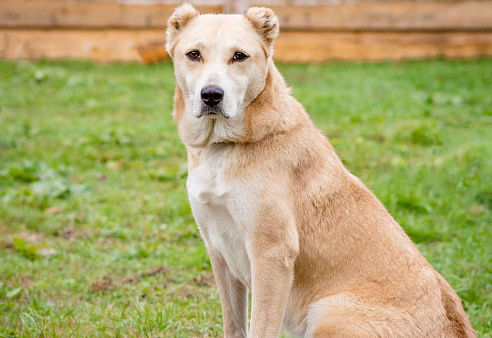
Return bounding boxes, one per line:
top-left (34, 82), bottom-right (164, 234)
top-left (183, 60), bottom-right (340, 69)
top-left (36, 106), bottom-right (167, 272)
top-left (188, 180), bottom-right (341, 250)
top-left (0, 58), bottom-right (490, 337)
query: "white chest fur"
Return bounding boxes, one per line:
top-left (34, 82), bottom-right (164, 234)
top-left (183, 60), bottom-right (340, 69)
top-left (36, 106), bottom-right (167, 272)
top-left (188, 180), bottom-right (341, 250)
top-left (186, 149), bottom-right (252, 288)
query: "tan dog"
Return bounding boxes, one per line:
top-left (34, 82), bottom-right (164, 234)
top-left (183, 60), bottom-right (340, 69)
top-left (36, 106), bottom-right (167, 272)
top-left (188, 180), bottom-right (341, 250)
top-left (166, 4), bottom-right (475, 337)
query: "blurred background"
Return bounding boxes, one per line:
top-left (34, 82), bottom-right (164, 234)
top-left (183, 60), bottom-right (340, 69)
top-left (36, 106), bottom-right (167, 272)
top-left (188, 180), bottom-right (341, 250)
top-left (1, 0), bottom-right (491, 63)
top-left (0, 1), bottom-right (491, 337)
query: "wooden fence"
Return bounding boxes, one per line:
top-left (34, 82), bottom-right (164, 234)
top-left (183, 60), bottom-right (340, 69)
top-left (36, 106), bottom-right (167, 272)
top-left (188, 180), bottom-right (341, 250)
top-left (1, 0), bottom-right (492, 63)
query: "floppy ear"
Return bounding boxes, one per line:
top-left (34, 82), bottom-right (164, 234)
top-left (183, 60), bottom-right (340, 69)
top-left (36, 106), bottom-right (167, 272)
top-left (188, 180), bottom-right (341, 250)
top-left (166, 3), bottom-right (200, 55)
top-left (244, 7), bottom-right (279, 46)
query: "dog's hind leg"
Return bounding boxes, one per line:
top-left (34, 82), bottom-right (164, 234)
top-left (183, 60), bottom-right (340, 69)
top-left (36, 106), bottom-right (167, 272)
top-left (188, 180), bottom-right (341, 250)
top-left (305, 294), bottom-right (420, 338)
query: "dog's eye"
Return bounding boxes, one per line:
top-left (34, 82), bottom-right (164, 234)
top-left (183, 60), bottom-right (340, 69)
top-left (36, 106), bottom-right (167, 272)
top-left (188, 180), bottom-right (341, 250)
top-left (232, 51), bottom-right (249, 62)
top-left (186, 50), bottom-right (201, 61)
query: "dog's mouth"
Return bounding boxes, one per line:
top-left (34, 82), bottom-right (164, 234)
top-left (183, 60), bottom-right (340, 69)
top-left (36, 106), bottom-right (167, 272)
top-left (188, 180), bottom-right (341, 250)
top-left (197, 106), bottom-right (229, 119)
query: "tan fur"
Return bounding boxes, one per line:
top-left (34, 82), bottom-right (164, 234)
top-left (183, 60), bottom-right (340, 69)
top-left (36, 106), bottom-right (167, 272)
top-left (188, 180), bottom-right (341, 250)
top-left (167, 4), bottom-right (476, 338)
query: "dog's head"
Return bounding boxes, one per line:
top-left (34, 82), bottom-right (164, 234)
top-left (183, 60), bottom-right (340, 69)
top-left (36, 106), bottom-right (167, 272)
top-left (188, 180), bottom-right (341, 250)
top-left (166, 4), bottom-right (279, 123)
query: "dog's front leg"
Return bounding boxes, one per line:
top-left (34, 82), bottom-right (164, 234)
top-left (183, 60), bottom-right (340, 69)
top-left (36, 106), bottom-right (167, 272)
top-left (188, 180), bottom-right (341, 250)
top-left (208, 249), bottom-right (248, 338)
top-left (249, 218), bottom-right (299, 338)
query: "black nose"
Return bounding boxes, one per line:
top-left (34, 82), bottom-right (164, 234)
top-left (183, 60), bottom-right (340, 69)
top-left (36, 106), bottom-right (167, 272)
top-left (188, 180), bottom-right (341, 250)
top-left (201, 86), bottom-right (224, 107)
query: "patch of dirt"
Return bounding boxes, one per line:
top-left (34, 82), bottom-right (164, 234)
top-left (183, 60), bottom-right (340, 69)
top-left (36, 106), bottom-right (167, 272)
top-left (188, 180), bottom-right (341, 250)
top-left (167, 285), bottom-right (194, 299)
top-left (121, 266), bottom-right (168, 284)
top-left (19, 275), bottom-right (33, 288)
top-left (54, 222), bottom-right (90, 242)
top-left (96, 173), bottom-right (107, 181)
top-left (1, 240), bottom-right (13, 249)
top-left (469, 204), bottom-right (486, 214)
top-left (90, 266), bottom-right (169, 292)
top-left (17, 232), bottom-right (45, 243)
top-left (91, 276), bottom-right (115, 292)
top-left (191, 272), bottom-right (215, 287)
top-left (121, 275), bottom-right (141, 284)
top-left (376, 134), bottom-right (386, 143)
top-left (141, 266), bottom-right (168, 277)
top-left (1, 231), bottom-right (45, 249)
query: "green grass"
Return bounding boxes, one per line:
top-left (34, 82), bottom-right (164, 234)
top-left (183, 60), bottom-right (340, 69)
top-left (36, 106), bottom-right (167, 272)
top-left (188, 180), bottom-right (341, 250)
top-left (0, 59), bottom-right (490, 337)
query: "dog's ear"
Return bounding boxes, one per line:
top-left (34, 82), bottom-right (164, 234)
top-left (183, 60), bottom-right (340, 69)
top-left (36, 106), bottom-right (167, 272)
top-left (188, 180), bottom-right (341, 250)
top-left (244, 7), bottom-right (279, 46)
top-left (166, 3), bottom-right (200, 55)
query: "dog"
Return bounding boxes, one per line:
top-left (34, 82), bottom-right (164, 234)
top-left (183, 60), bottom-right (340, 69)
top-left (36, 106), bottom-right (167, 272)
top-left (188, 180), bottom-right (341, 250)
top-left (165, 4), bottom-right (476, 337)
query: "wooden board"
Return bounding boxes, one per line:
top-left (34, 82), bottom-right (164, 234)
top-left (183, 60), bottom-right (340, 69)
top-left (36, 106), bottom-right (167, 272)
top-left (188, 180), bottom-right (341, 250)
top-left (275, 31), bottom-right (492, 62)
top-left (0, 1), bottom-right (222, 29)
top-left (0, 29), bottom-right (166, 63)
top-left (1, 0), bottom-right (491, 31)
top-left (269, 1), bottom-right (492, 31)
top-left (2, 29), bottom-right (491, 63)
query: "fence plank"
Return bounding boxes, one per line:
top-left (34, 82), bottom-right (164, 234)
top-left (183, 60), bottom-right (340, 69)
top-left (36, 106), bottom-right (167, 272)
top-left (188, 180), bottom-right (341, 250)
top-left (275, 31), bottom-right (492, 62)
top-left (1, 0), bottom-right (491, 31)
top-left (0, 1), bottom-right (222, 29)
top-left (2, 29), bottom-right (491, 63)
top-left (268, 1), bottom-right (492, 31)
top-left (1, 29), bottom-right (164, 62)
top-left (271, 1), bottom-right (492, 31)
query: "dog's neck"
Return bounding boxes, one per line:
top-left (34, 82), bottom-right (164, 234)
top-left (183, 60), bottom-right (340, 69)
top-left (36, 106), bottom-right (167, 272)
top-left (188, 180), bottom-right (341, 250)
top-left (173, 60), bottom-right (307, 148)
top-left (240, 61), bottom-right (306, 143)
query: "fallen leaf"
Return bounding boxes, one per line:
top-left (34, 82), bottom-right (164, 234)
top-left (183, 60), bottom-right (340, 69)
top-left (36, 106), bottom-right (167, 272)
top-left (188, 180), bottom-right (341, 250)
top-left (38, 248), bottom-right (57, 257)
top-left (6, 287), bottom-right (23, 299)
top-left (44, 207), bottom-right (63, 215)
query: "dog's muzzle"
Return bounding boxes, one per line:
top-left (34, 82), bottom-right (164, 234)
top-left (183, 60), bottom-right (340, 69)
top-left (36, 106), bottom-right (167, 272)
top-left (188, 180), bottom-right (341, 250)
top-left (198, 86), bottom-right (229, 118)
top-left (197, 106), bottom-right (229, 119)
top-left (201, 86), bottom-right (223, 107)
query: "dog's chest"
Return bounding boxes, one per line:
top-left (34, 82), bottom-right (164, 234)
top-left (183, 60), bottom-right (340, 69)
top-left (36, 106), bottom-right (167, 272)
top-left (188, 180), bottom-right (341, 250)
top-left (186, 153), bottom-right (252, 287)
